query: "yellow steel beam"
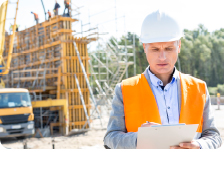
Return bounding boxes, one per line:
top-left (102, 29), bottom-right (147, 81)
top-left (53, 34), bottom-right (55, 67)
top-left (3, 0), bottom-right (19, 75)
top-left (0, 0), bottom-right (8, 66)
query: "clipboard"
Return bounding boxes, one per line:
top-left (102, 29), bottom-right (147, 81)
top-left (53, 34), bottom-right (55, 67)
top-left (137, 124), bottom-right (199, 149)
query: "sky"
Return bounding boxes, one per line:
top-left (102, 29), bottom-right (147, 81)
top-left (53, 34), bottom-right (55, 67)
top-left (5, 0), bottom-right (224, 40)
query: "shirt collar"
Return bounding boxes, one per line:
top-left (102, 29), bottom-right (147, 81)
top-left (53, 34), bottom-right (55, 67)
top-left (147, 66), bottom-right (178, 87)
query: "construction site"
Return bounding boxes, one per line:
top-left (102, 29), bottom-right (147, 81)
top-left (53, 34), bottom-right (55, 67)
top-left (0, 0), bottom-right (137, 148)
top-left (0, 0), bottom-right (223, 149)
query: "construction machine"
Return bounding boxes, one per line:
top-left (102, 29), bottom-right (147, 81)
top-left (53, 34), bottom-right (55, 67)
top-left (0, 0), bottom-right (34, 138)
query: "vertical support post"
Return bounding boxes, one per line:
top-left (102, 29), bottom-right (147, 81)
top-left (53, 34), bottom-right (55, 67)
top-left (65, 92), bottom-right (69, 135)
top-left (7, 71), bottom-right (9, 87)
top-left (11, 72), bottom-right (14, 87)
top-left (57, 67), bottom-right (61, 99)
top-left (5, 0), bottom-right (20, 74)
top-left (133, 33), bottom-right (136, 76)
top-left (52, 137), bottom-right (55, 149)
top-left (125, 32), bottom-right (128, 79)
top-left (217, 93), bottom-right (220, 110)
top-left (106, 52), bottom-right (108, 84)
top-left (40, 92), bottom-right (43, 129)
top-left (98, 43), bottom-right (100, 84)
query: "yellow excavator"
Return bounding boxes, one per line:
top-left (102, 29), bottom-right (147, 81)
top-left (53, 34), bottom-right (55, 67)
top-left (0, 0), bottom-right (34, 138)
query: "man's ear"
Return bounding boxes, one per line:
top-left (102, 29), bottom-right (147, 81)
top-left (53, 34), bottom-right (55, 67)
top-left (178, 40), bottom-right (181, 53)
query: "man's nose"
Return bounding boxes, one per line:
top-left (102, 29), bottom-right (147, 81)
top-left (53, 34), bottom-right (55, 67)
top-left (158, 50), bottom-right (166, 60)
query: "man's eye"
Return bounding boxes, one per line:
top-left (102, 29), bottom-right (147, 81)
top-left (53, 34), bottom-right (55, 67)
top-left (166, 48), bottom-right (173, 51)
top-left (152, 49), bottom-right (159, 51)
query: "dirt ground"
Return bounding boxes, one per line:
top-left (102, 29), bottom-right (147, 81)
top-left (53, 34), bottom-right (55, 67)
top-left (1, 110), bottom-right (109, 149)
top-left (1, 129), bottom-right (107, 149)
top-left (1, 105), bottom-right (224, 149)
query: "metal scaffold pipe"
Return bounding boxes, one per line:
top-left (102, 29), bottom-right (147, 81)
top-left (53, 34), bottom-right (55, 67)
top-left (40, 0), bottom-right (47, 21)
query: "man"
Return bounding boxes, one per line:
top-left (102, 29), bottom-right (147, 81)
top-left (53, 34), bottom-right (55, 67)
top-left (16, 24), bottom-right (19, 32)
top-left (10, 24), bottom-right (19, 32)
top-left (63, 0), bottom-right (70, 16)
top-left (54, 0), bottom-right (60, 16)
top-left (31, 12), bottom-right (39, 24)
top-left (47, 10), bottom-right (52, 20)
top-left (103, 10), bottom-right (222, 149)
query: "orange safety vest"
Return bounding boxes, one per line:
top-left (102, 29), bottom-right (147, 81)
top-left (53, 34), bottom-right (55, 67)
top-left (48, 11), bottom-right (52, 17)
top-left (121, 72), bottom-right (206, 133)
top-left (33, 13), bottom-right (38, 19)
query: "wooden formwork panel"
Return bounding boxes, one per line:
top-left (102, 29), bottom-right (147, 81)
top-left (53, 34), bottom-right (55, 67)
top-left (61, 34), bottom-right (90, 130)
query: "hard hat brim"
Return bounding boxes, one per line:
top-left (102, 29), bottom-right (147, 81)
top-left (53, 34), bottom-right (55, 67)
top-left (140, 35), bottom-right (183, 43)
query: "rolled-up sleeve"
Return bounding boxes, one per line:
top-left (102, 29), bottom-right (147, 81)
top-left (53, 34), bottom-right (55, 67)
top-left (103, 83), bottom-right (138, 149)
top-left (195, 84), bottom-right (222, 149)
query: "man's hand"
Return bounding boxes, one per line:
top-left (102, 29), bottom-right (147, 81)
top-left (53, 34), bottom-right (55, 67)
top-left (141, 122), bottom-right (161, 127)
top-left (170, 141), bottom-right (200, 149)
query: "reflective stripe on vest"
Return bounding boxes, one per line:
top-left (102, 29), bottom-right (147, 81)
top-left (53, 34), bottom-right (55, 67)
top-left (121, 72), bottom-right (206, 133)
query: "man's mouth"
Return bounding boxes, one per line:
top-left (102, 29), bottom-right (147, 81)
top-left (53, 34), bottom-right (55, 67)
top-left (157, 64), bottom-right (168, 66)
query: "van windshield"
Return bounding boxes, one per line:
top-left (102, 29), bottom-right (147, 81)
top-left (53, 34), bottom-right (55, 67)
top-left (0, 92), bottom-right (31, 108)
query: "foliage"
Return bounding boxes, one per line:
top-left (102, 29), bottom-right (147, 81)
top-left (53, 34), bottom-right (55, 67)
top-left (208, 84), bottom-right (224, 95)
top-left (217, 84), bottom-right (224, 95)
top-left (208, 87), bottom-right (217, 95)
top-left (90, 24), bottom-right (224, 95)
top-left (111, 25), bottom-right (224, 90)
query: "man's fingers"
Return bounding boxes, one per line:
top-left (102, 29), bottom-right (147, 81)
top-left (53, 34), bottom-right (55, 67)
top-left (179, 142), bottom-right (200, 149)
top-left (149, 122), bottom-right (160, 125)
top-left (170, 146), bottom-right (187, 149)
top-left (141, 123), bottom-right (151, 127)
top-left (141, 122), bottom-right (161, 127)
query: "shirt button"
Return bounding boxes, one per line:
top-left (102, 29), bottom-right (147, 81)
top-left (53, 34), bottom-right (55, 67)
top-left (165, 89), bottom-right (167, 92)
top-left (168, 106), bottom-right (170, 109)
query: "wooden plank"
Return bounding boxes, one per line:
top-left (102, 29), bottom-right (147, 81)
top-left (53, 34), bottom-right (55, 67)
top-left (57, 67), bottom-right (61, 99)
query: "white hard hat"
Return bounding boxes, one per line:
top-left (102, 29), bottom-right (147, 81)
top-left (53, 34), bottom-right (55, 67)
top-left (140, 10), bottom-right (184, 43)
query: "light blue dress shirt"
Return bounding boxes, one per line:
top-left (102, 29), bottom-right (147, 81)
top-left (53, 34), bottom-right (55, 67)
top-left (147, 67), bottom-right (179, 125)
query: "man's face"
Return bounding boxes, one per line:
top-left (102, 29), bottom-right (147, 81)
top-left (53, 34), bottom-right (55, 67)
top-left (143, 40), bottom-right (181, 75)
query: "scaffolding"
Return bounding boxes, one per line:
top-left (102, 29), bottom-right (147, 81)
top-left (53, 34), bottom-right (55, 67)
top-left (84, 0), bottom-right (136, 110)
top-left (88, 35), bottom-right (135, 116)
top-left (3, 15), bottom-right (98, 135)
